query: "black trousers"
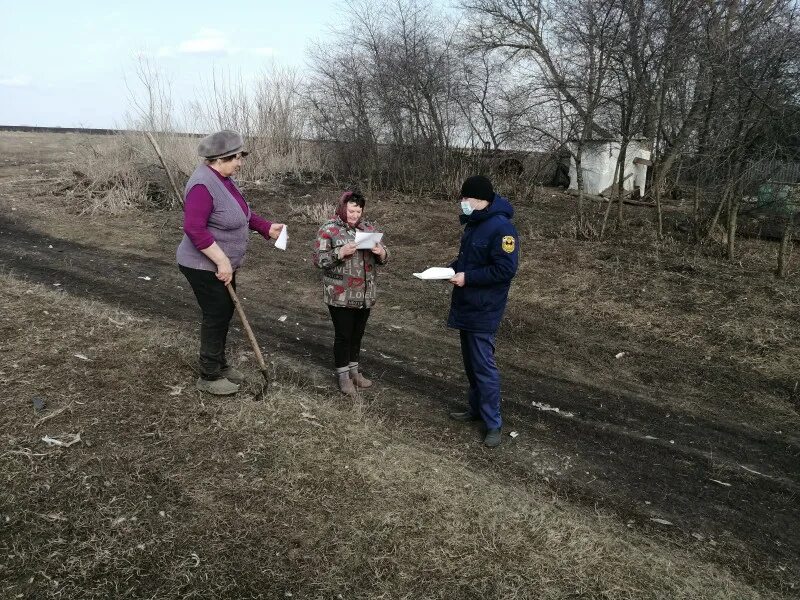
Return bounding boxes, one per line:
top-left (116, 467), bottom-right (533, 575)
top-left (328, 306), bottom-right (371, 369)
top-left (179, 265), bottom-right (236, 380)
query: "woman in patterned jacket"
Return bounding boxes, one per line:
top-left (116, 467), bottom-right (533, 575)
top-left (313, 190), bottom-right (389, 395)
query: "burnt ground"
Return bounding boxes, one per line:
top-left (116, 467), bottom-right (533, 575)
top-left (0, 131), bottom-right (798, 595)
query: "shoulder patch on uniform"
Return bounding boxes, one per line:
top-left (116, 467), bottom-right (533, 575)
top-left (502, 235), bottom-right (515, 253)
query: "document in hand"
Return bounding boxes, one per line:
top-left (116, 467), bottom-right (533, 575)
top-left (412, 267), bottom-right (456, 280)
top-left (274, 225), bottom-right (288, 250)
top-left (354, 231), bottom-right (383, 250)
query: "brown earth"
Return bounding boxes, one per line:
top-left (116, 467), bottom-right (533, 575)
top-left (1, 131), bottom-right (799, 597)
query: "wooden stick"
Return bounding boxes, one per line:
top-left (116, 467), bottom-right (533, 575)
top-left (144, 131), bottom-right (184, 208)
top-left (227, 285), bottom-right (270, 382)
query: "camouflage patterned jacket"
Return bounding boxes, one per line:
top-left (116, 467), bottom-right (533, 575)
top-left (313, 217), bottom-right (389, 308)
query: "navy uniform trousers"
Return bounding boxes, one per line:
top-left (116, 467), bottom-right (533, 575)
top-left (460, 330), bottom-right (502, 430)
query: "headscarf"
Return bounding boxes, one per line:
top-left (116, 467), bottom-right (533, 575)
top-left (335, 190), bottom-right (364, 228)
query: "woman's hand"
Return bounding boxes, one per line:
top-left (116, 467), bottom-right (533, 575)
top-left (338, 242), bottom-right (358, 259)
top-left (371, 244), bottom-right (386, 260)
top-left (268, 223), bottom-right (286, 240)
top-left (200, 242), bottom-right (234, 285)
top-left (216, 257), bottom-right (234, 285)
top-left (450, 272), bottom-right (466, 287)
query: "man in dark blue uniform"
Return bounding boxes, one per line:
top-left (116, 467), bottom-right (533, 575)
top-left (448, 175), bottom-right (519, 447)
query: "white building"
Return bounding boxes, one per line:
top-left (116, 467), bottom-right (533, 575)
top-left (568, 139), bottom-right (651, 197)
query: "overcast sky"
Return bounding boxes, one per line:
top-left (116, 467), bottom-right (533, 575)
top-left (0, 0), bottom-right (348, 128)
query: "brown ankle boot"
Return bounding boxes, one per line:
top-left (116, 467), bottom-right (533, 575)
top-left (351, 371), bottom-right (372, 388)
top-left (338, 371), bottom-right (356, 395)
top-left (349, 363), bottom-right (373, 388)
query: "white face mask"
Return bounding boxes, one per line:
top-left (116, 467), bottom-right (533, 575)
top-left (460, 200), bottom-right (474, 216)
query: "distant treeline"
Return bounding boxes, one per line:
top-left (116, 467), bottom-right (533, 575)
top-left (0, 125), bottom-right (204, 137)
top-left (0, 125), bottom-right (122, 135)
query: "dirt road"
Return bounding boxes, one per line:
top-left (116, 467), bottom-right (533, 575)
top-left (2, 211), bottom-right (798, 593)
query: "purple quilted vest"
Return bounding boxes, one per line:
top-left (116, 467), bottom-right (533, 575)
top-left (176, 165), bottom-right (251, 271)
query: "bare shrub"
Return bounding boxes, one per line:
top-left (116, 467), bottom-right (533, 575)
top-left (123, 58), bottom-right (325, 197)
top-left (64, 139), bottom-right (151, 215)
top-left (121, 129), bottom-right (199, 180)
top-left (186, 66), bottom-right (324, 182)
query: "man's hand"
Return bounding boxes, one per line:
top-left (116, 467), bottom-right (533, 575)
top-left (268, 223), bottom-right (285, 240)
top-left (450, 272), bottom-right (465, 287)
top-left (338, 242), bottom-right (358, 259)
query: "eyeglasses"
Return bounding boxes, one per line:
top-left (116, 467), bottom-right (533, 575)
top-left (220, 153), bottom-right (244, 162)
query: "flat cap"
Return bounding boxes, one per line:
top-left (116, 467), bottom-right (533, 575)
top-left (197, 130), bottom-right (248, 160)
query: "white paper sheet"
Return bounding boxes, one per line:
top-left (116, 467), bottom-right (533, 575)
top-left (412, 267), bottom-right (455, 280)
top-left (354, 231), bottom-right (383, 250)
top-left (274, 225), bottom-right (288, 250)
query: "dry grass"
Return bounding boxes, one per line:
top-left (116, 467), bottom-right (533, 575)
top-left (40, 132), bottom-right (327, 216)
top-left (3, 129), bottom-right (797, 433)
top-left (121, 131), bottom-right (326, 187)
top-left (242, 140), bottom-right (325, 183)
top-left (0, 132), bottom-right (157, 215)
top-left (288, 196), bottom-right (336, 225)
top-left (251, 181), bottom-right (800, 433)
top-left (502, 203), bottom-right (800, 428)
top-left (0, 273), bottom-right (782, 599)
top-left (60, 139), bottom-right (153, 215)
top-left (121, 129), bottom-right (200, 181)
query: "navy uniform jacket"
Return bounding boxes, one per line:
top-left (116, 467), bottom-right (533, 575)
top-left (447, 195), bottom-right (519, 333)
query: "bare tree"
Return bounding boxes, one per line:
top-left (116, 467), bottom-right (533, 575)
top-left (668, 1), bottom-right (800, 260)
top-left (307, 0), bottom-right (462, 190)
top-left (126, 55), bottom-right (176, 134)
top-left (460, 0), bottom-right (628, 228)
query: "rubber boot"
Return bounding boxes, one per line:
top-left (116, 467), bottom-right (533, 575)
top-left (220, 366), bottom-right (245, 384)
top-left (196, 377), bottom-right (239, 396)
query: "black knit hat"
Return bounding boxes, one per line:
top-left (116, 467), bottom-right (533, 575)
top-left (460, 175), bottom-right (494, 202)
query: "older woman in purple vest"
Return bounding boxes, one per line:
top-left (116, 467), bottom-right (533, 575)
top-left (177, 130), bottom-right (285, 395)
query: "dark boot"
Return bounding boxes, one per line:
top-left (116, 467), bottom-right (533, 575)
top-left (484, 428), bottom-right (502, 448)
top-left (449, 411), bottom-right (481, 422)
